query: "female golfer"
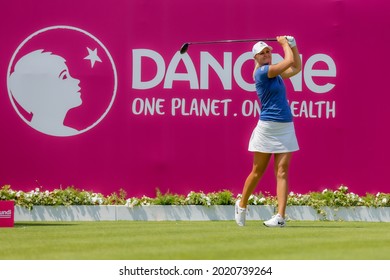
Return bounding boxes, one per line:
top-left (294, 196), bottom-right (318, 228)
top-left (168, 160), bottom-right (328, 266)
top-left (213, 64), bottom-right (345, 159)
top-left (235, 35), bottom-right (301, 227)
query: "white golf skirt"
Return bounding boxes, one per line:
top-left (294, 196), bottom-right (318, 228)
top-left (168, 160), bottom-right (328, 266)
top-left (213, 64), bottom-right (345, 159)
top-left (248, 120), bottom-right (299, 153)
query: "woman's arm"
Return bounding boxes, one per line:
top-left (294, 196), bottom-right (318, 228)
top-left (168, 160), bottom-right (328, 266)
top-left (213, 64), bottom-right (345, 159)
top-left (281, 36), bottom-right (302, 79)
top-left (268, 36), bottom-right (294, 78)
top-left (281, 40), bottom-right (302, 79)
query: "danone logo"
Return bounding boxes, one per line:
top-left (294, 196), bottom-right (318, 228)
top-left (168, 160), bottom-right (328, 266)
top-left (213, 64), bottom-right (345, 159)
top-left (0, 210), bottom-right (12, 219)
top-left (131, 49), bottom-right (337, 119)
top-left (7, 26), bottom-right (118, 137)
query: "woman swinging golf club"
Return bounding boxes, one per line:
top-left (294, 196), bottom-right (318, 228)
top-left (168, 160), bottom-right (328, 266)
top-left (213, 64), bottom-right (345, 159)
top-left (235, 35), bottom-right (302, 227)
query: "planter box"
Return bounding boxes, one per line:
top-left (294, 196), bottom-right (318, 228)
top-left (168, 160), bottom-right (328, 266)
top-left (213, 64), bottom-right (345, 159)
top-left (285, 206), bottom-right (323, 221)
top-left (0, 201), bottom-right (15, 227)
top-left (13, 205), bottom-right (390, 222)
top-left (321, 206), bottom-right (390, 222)
top-left (116, 205), bottom-right (274, 221)
top-left (14, 205), bottom-right (274, 222)
top-left (14, 205), bottom-right (117, 222)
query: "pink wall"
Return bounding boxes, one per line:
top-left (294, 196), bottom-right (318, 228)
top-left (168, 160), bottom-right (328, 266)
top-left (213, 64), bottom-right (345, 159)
top-left (1, 0), bottom-right (389, 196)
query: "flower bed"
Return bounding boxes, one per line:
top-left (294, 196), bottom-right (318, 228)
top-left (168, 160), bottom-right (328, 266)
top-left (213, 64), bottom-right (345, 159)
top-left (2, 185), bottom-right (389, 222)
top-left (12, 205), bottom-right (390, 222)
top-left (1, 185), bottom-right (389, 211)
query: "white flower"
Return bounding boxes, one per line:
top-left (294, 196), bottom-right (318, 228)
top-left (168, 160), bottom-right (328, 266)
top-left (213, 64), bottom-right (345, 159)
top-left (186, 191), bottom-right (194, 198)
top-left (289, 191), bottom-right (295, 196)
top-left (339, 185), bottom-right (348, 191)
top-left (90, 193), bottom-right (103, 204)
top-left (382, 198), bottom-right (387, 204)
top-left (125, 198), bottom-right (138, 208)
top-left (322, 189), bottom-right (328, 194)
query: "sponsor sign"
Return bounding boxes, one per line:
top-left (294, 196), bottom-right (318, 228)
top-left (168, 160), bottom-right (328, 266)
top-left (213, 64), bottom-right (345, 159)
top-left (0, 201), bottom-right (14, 227)
top-left (0, 0), bottom-right (388, 196)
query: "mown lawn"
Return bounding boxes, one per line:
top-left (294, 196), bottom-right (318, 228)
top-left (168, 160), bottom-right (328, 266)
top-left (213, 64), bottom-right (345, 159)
top-left (1, 221), bottom-right (389, 259)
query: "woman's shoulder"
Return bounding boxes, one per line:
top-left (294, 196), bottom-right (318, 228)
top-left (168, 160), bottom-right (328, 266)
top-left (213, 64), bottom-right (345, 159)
top-left (254, 64), bottom-right (270, 81)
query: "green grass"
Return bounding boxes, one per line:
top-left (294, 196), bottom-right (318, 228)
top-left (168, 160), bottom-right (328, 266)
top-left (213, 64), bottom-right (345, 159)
top-left (1, 221), bottom-right (389, 259)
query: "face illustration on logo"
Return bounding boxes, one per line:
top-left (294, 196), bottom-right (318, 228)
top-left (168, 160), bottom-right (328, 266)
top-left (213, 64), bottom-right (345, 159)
top-left (7, 25), bottom-right (118, 137)
top-left (9, 50), bottom-right (82, 136)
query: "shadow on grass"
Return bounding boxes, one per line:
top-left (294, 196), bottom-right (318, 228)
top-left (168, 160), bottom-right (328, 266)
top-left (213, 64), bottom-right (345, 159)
top-left (14, 223), bottom-right (78, 227)
top-left (287, 225), bottom-right (365, 229)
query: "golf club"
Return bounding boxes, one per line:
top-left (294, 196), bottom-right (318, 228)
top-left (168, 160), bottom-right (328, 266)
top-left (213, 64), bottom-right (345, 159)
top-left (179, 38), bottom-right (277, 54)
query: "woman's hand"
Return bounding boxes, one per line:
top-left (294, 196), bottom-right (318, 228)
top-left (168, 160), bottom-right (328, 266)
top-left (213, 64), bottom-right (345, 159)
top-left (285, 36), bottom-right (296, 48)
top-left (276, 36), bottom-right (289, 47)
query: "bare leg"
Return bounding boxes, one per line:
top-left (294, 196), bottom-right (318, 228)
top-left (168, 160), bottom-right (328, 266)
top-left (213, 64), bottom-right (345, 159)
top-left (239, 152), bottom-right (272, 208)
top-left (273, 153), bottom-right (292, 218)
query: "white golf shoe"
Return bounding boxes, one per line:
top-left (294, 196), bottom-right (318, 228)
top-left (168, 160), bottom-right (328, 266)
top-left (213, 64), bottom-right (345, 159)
top-left (263, 213), bottom-right (286, 227)
top-left (235, 200), bottom-right (247, 226)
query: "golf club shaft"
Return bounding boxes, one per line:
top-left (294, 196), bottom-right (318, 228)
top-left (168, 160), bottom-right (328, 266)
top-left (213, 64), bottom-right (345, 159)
top-left (187, 38), bottom-right (277, 45)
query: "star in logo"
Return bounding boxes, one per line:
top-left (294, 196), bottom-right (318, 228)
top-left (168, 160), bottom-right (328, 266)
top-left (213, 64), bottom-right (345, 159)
top-left (84, 47), bottom-right (102, 68)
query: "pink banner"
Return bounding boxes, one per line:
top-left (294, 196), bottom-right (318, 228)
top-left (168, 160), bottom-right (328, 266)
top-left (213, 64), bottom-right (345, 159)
top-left (0, 201), bottom-right (14, 227)
top-left (0, 0), bottom-right (389, 196)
